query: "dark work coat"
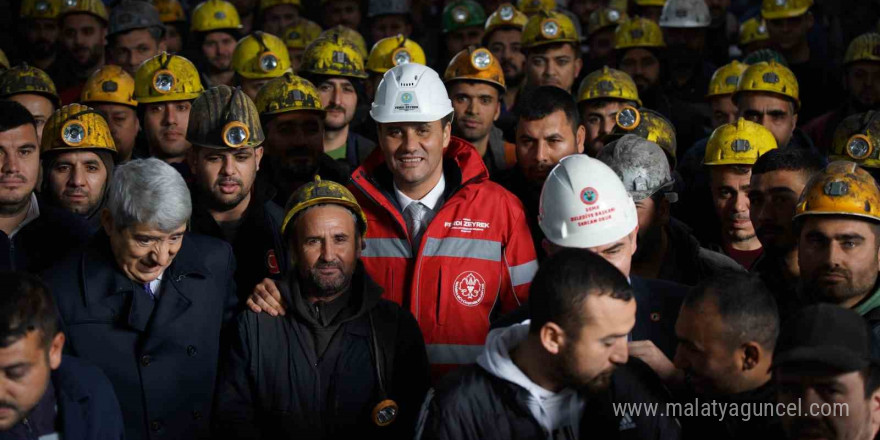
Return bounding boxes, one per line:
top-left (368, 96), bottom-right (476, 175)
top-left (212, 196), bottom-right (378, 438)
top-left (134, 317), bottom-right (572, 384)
top-left (0, 197), bottom-right (90, 273)
top-left (344, 130), bottom-right (377, 169)
top-left (44, 232), bottom-right (239, 440)
top-left (53, 355), bottom-right (126, 440)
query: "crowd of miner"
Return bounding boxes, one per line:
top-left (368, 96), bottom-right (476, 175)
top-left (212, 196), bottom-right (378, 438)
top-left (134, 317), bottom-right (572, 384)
top-left (3, 0), bottom-right (880, 439)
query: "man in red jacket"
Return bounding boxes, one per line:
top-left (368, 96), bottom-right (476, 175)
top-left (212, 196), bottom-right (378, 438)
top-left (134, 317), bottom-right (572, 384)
top-left (249, 62), bottom-right (538, 377)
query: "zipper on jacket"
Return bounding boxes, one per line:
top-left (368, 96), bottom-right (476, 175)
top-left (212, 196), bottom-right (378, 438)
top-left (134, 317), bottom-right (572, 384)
top-left (22, 417), bottom-right (35, 440)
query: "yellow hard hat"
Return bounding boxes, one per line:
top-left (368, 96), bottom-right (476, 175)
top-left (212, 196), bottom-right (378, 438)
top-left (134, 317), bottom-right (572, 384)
top-left (831, 111), bottom-right (880, 169)
top-left (634, 0), bottom-right (666, 5)
top-left (577, 66), bottom-right (641, 106)
top-left (300, 32), bottom-right (368, 79)
top-left (794, 160), bottom-right (880, 222)
top-left (444, 46), bottom-right (506, 91)
top-left (60, 0), bottom-right (108, 22)
top-left (282, 19), bottom-right (322, 50)
top-left (522, 9), bottom-right (579, 49)
top-left (154, 0), bottom-right (185, 23)
top-left (187, 85), bottom-right (264, 149)
top-left (233, 32), bottom-right (292, 79)
top-left (485, 3), bottom-right (528, 35)
top-left (587, 7), bottom-right (627, 38)
top-left (255, 72), bottom-right (324, 116)
top-left (761, 0), bottom-right (812, 20)
top-left (0, 64), bottom-right (59, 107)
top-left (704, 118), bottom-right (778, 166)
top-left (706, 60), bottom-right (749, 97)
top-left (614, 16), bottom-right (665, 50)
top-left (134, 52), bottom-right (204, 104)
top-left (845, 33), bottom-right (880, 65)
top-left (733, 60), bottom-right (800, 110)
top-left (21, 0), bottom-right (61, 20)
top-left (0, 50), bottom-right (8, 71)
top-left (41, 103), bottom-right (117, 155)
top-left (319, 25), bottom-right (368, 59)
top-left (517, 0), bottom-right (554, 16)
top-left (738, 17), bottom-right (769, 46)
top-left (607, 106), bottom-right (676, 168)
top-left (367, 34), bottom-right (427, 74)
top-left (81, 65), bottom-right (137, 107)
top-left (259, 0), bottom-right (301, 14)
top-left (281, 175), bottom-right (367, 235)
top-left (191, 0), bottom-right (242, 32)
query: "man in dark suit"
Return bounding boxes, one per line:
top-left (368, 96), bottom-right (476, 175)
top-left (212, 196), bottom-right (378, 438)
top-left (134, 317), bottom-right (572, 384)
top-left (44, 158), bottom-right (239, 440)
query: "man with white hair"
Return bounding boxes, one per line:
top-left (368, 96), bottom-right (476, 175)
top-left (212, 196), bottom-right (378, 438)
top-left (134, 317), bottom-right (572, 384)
top-left (43, 158), bottom-right (239, 440)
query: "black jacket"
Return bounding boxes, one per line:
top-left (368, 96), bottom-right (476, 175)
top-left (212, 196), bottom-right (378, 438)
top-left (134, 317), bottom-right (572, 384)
top-left (679, 381), bottom-right (784, 440)
top-left (44, 232), bottom-right (239, 440)
top-left (257, 153), bottom-right (352, 207)
top-left (344, 130), bottom-right (377, 169)
top-left (657, 218), bottom-right (745, 286)
top-left (419, 357), bottom-right (681, 440)
top-left (0, 197), bottom-right (90, 273)
top-left (497, 167), bottom-right (544, 260)
top-left (189, 178), bottom-right (287, 302)
top-left (213, 264), bottom-right (430, 439)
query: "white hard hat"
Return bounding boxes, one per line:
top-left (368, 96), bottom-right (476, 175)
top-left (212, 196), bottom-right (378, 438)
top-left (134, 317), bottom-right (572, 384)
top-left (538, 155), bottom-right (638, 249)
top-left (659, 0), bottom-right (711, 28)
top-left (370, 63), bottom-right (454, 124)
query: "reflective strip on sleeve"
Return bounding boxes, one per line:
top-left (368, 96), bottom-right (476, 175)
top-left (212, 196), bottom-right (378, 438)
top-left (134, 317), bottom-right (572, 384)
top-left (426, 344), bottom-right (485, 365)
top-left (422, 237), bottom-right (502, 261)
top-left (362, 238), bottom-right (412, 258)
top-left (508, 260), bottom-right (538, 287)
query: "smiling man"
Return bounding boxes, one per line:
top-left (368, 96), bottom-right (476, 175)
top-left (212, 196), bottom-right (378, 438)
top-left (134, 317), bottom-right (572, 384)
top-left (44, 157), bottom-right (239, 440)
top-left (521, 9), bottom-right (581, 93)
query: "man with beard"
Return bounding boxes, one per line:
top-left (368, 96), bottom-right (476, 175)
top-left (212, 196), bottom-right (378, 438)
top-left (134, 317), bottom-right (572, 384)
top-left (299, 34), bottom-right (376, 170)
top-left (323, 0), bottom-right (362, 30)
top-left (483, 4), bottom-right (527, 112)
top-left (0, 64), bottom-right (60, 145)
top-left (40, 104), bottom-right (116, 234)
top-left (53, 0), bottom-right (107, 104)
top-left (658, 0), bottom-right (716, 106)
top-left (442, 0), bottom-right (486, 67)
top-left (417, 248), bottom-right (680, 440)
top-left (214, 176), bottom-right (429, 437)
top-left (805, 33), bottom-right (880, 152)
top-left (576, 66), bottom-right (640, 157)
top-left (254, 73), bottom-right (350, 206)
top-left (703, 119), bottom-right (778, 269)
top-left (106, 0), bottom-right (166, 77)
top-left (155, 0), bottom-right (187, 53)
top-left (795, 161), bottom-right (880, 341)
top-left (367, 0), bottom-right (412, 46)
top-left (191, 0), bottom-right (242, 88)
top-left (0, 101), bottom-right (89, 272)
top-left (231, 32), bottom-right (292, 101)
top-left (444, 47), bottom-right (515, 178)
top-left (598, 135), bottom-right (742, 285)
top-left (500, 86), bottom-right (584, 259)
top-left (521, 10), bottom-right (582, 94)
top-left (81, 65), bottom-right (140, 162)
top-left (583, 6), bottom-right (628, 73)
top-left (187, 86), bottom-right (287, 302)
top-left (774, 304), bottom-right (880, 440)
top-left (19, 0), bottom-right (61, 71)
top-left (259, 0), bottom-right (301, 37)
top-left (134, 52), bottom-right (205, 176)
top-left (705, 61), bottom-right (748, 130)
top-left (365, 35), bottom-right (426, 101)
top-left (748, 148), bottom-right (823, 320)
top-left (830, 112), bottom-right (880, 182)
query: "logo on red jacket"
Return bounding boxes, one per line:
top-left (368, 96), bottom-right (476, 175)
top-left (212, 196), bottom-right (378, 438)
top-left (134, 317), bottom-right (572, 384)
top-left (580, 187), bottom-right (599, 205)
top-left (453, 271), bottom-right (486, 307)
top-left (266, 250), bottom-right (280, 275)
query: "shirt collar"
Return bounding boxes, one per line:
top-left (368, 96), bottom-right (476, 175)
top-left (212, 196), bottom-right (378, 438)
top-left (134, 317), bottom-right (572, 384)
top-left (394, 173), bottom-right (446, 211)
top-left (9, 193), bottom-right (40, 238)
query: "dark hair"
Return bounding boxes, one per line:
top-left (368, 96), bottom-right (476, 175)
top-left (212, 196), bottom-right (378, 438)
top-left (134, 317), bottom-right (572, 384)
top-left (524, 41), bottom-right (581, 59)
top-left (684, 272), bottom-right (779, 351)
top-left (0, 100), bottom-right (37, 132)
top-left (751, 147), bottom-right (825, 178)
top-left (515, 86), bottom-right (580, 135)
top-left (108, 25), bottom-right (165, 47)
top-left (0, 272), bottom-right (58, 349)
top-left (529, 248), bottom-right (634, 337)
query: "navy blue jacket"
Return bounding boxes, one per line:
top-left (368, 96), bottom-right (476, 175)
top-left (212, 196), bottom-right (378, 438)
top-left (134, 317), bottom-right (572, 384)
top-left (53, 355), bottom-right (126, 440)
top-left (44, 232), bottom-right (239, 440)
top-left (0, 198), bottom-right (90, 273)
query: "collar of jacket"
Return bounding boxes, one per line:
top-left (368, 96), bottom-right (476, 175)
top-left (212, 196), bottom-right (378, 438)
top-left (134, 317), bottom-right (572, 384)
top-left (279, 261), bottom-right (384, 326)
top-left (189, 174), bottom-right (277, 235)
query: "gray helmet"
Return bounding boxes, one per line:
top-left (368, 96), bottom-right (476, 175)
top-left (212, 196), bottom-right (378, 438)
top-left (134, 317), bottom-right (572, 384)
top-left (597, 134), bottom-right (676, 202)
top-left (187, 85), bottom-right (265, 150)
top-left (109, 0), bottom-right (164, 37)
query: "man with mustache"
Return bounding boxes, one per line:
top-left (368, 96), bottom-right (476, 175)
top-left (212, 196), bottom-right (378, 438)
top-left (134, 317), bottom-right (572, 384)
top-left (576, 66), bottom-right (641, 157)
top-left (106, 0), bottom-right (166, 77)
top-left (0, 101), bottom-right (89, 272)
top-left (0, 272), bottom-right (124, 439)
top-left (521, 10), bottom-right (582, 94)
top-left (19, 0), bottom-right (61, 71)
top-left (774, 304), bottom-right (880, 440)
top-left (748, 148), bottom-right (824, 320)
top-left (0, 64), bottom-right (60, 145)
top-left (795, 161), bottom-right (880, 340)
top-left (483, 4), bottom-right (527, 112)
top-left (444, 46), bottom-right (516, 178)
top-left (704, 119), bottom-right (778, 269)
top-left (80, 65), bottom-right (140, 162)
top-left (188, 86), bottom-right (287, 302)
top-left (53, 0), bottom-right (108, 104)
top-left (583, 7), bottom-right (628, 73)
top-left (299, 34), bottom-right (376, 170)
top-left (40, 103), bottom-right (117, 234)
top-left (442, 0), bottom-right (486, 66)
top-left (134, 52), bottom-right (204, 177)
top-left (191, 0), bottom-right (242, 88)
